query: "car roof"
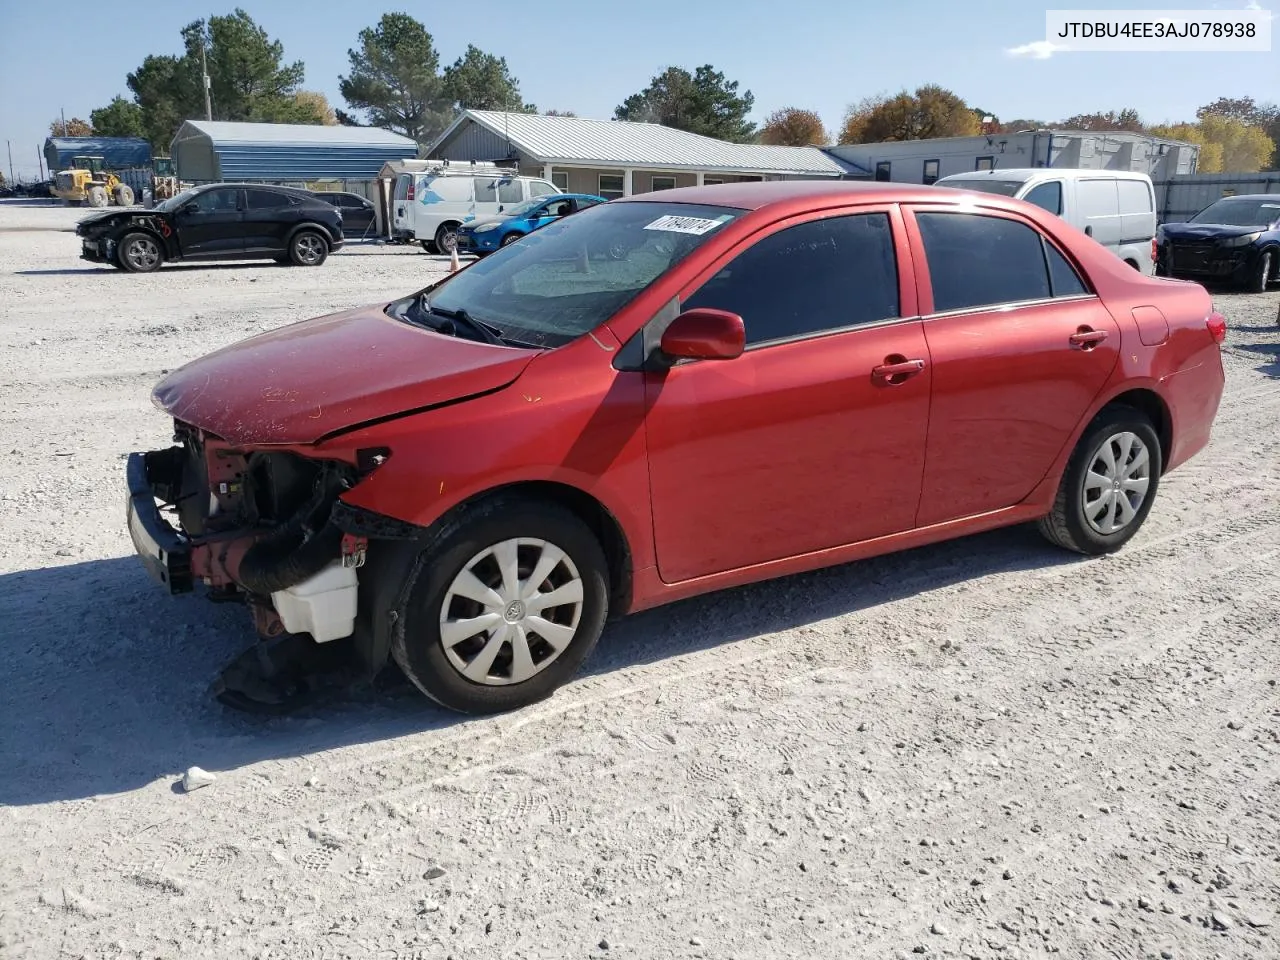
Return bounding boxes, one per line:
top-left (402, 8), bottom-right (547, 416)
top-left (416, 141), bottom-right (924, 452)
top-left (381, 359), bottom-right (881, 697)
top-left (614, 180), bottom-right (995, 212)
top-left (1204, 193), bottom-right (1280, 202)
top-left (938, 168), bottom-right (1152, 183)
top-left (195, 182), bottom-right (318, 199)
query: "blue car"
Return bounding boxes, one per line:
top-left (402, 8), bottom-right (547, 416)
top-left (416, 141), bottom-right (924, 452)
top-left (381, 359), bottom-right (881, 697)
top-left (455, 193), bottom-right (607, 255)
top-left (1157, 194), bottom-right (1280, 293)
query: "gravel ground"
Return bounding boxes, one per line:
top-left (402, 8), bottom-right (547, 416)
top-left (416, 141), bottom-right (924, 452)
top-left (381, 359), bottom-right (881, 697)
top-left (1, 200), bottom-right (1277, 960)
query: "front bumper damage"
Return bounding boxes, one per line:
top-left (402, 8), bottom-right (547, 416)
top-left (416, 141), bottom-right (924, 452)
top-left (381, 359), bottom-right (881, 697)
top-left (125, 436), bottom-right (419, 712)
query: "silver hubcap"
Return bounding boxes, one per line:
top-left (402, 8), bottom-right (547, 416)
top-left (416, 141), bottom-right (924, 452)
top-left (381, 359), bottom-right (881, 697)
top-left (126, 237), bottom-right (159, 269)
top-left (1083, 431), bottom-right (1151, 535)
top-left (439, 538), bottom-right (583, 686)
top-left (296, 234), bottom-right (323, 263)
top-left (439, 230), bottom-right (456, 252)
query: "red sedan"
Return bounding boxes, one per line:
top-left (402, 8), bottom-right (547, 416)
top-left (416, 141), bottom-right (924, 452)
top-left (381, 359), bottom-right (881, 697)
top-left (126, 181), bottom-right (1226, 713)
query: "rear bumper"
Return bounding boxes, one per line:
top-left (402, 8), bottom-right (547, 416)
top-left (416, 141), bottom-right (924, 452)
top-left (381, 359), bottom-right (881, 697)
top-left (126, 451), bottom-right (193, 594)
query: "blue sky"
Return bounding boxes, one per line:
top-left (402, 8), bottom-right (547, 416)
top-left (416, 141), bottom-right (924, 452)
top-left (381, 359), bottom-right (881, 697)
top-left (1, 0), bottom-right (1275, 179)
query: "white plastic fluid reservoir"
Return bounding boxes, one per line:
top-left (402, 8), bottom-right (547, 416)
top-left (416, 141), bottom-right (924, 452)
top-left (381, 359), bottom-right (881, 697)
top-left (271, 562), bottom-right (359, 643)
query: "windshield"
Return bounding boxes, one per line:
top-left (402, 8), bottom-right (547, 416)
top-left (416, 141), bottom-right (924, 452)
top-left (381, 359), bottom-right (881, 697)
top-left (155, 188), bottom-right (199, 212)
top-left (416, 201), bottom-right (744, 348)
top-left (498, 197), bottom-right (548, 218)
top-left (940, 179), bottom-right (1024, 197)
top-left (1190, 197), bottom-right (1280, 227)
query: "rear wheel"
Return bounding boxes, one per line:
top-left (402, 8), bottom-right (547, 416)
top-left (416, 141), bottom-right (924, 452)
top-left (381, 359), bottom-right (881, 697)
top-left (112, 184), bottom-right (135, 207)
top-left (1038, 406), bottom-right (1162, 555)
top-left (391, 497), bottom-right (609, 714)
top-left (289, 229), bottom-right (328, 266)
top-left (118, 232), bottom-right (163, 273)
top-left (435, 222), bottom-right (459, 255)
top-left (1248, 249), bottom-right (1273, 294)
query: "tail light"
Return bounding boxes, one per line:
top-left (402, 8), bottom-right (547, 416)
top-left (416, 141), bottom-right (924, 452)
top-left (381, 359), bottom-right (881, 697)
top-left (407, 182), bottom-right (415, 201)
top-left (1151, 237), bottom-right (1158, 262)
top-left (1206, 311), bottom-right (1227, 344)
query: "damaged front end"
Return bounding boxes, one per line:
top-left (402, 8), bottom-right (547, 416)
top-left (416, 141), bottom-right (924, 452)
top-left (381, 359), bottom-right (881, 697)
top-left (126, 422), bottom-right (402, 710)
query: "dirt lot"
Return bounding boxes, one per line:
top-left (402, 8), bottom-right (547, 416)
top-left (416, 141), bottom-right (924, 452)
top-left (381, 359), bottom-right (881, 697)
top-left (0, 199), bottom-right (1277, 960)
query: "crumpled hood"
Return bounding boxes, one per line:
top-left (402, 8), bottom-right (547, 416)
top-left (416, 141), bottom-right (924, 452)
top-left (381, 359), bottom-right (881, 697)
top-left (76, 211), bottom-right (130, 234)
top-left (460, 215), bottom-right (510, 231)
top-left (1161, 221), bottom-right (1267, 240)
top-left (152, 303), bottom-right (537, 445)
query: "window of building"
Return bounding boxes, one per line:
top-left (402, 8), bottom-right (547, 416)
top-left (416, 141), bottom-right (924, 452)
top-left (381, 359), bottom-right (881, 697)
top-left (703, 177), bottom-right (724, 186)
top-left (681, 213), bottom-right (900, 346)
top-left (922, 160), bottom-right (940, 185)
top-left (651, 176), bottom-right (676, 191)
top-left (875, 162), bottom-right (891, 182)
top-left (551, 171), bottom-right (569, 191)
top-left (599, 173), bottom-right (625, 199)
top-left (916, 212), bottom-right (1053, 311)
top-left (974, 156), bottom-right (995, 172)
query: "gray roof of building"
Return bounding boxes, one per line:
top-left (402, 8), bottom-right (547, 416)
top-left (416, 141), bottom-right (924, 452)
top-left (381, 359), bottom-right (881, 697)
top-left (430, 111), bottom-right (859, 176)
top-left (175, 120), bottom-right (416, 148)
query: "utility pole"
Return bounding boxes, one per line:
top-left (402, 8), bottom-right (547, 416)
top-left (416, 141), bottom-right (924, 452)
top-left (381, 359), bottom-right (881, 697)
top-left (37, 145), bottom-right (46, 181)
top-left (61, 108), bottom-right (67, 136)
top-left (201, 28), bottom-right (212, 121)
top-left (6, 141), bottom-right (14, 185)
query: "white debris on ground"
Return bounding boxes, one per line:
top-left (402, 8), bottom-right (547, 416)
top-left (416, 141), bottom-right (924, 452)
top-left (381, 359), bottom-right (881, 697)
top-left (0, 200), bottom-right (1277, 959)
top-left (181, 767), bottom-right (216, 793)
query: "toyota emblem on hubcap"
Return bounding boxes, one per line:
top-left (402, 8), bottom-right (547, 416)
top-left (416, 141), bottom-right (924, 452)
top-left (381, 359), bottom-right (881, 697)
top-left (504, 600), bottom-right (526, 622)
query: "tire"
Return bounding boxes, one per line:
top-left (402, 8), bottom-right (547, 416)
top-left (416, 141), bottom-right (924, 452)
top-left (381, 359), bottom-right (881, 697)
top-left (435, 222), bottom-right (459, 255)
top-left (420, 239), bottom-right (437, 254)
top-left (500, 232), bottom-right (522, 247)
top-left (1248, 249), bottom-right (1273, 294)
top-left (86, 186), bottom-right (108, 208)
top-left (391, 496), bottom-right (610, 714)
top-left (1037, 405), bottom-right (1162, 556)
top-left (288, 229), bottom-right (328, 266)
top-left (117, 232), bottom-right (164, 273)
top-left (112, 184), bottom-right (135, 207)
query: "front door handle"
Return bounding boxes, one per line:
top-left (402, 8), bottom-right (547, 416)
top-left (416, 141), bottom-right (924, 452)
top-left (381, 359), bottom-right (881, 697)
top-left (872, 357), bottom-right (926, 384)
top-left (1069, 327), bottom-right (1109, 349)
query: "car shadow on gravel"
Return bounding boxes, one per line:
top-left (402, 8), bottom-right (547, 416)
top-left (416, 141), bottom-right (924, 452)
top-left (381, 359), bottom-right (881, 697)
top-left (1231, 341), bottom-right (1280, 377)
top-left (16, 263), bottom-right (294, 276)
top-left (0, 524), bottom-right (1081, 806)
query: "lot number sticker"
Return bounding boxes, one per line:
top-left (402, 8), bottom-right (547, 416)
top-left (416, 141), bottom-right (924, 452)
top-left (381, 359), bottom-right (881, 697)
top-left (643, 214), bottom-right (730, 235)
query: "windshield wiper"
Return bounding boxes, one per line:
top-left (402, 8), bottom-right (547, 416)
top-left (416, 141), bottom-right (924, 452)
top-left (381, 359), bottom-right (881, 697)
top-left (425, 304), bottom-right (507, 346)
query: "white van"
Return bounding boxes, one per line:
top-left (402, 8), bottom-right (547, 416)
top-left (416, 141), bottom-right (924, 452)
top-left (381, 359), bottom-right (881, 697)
top-left (391, 165), bottom-right (561, 253)
top-left (934, 168), bottom-right (1158, 274)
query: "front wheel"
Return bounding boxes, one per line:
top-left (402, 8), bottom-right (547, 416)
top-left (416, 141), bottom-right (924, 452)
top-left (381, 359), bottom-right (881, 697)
top-left (435, 222), bottom-right (459, 255)
top-left (1248, 249), bottom-right (1273, 294)
top-left (500, 232), bottom-right (522, 247)
top-left (289, 229), bottom-right (328, 266)
top-left (86, 186), bottom-right (108, 208)
top-left (118, 232), bottom-right (164, 273)
top-left (1038, 406), bottom-right (1162, 555)
top-left (391, 497), bottom-right (609, 714)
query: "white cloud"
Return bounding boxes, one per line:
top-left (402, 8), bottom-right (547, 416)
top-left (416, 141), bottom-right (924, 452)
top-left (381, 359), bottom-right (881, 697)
top-left (1005, 40), bottom-right (1068, 59)
top-left (1243, 1), bottom-right (1275, 21)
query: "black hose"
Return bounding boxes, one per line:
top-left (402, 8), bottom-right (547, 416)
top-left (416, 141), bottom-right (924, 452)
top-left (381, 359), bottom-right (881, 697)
top-left (237, 519), bottom-right (344, 596)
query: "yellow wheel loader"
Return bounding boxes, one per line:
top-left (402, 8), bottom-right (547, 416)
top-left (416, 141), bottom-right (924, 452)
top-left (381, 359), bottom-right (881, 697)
top-left (51, 155), bottom-right (135, 208)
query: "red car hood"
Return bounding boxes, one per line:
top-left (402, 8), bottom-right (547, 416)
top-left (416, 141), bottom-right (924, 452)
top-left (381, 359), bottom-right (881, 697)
top-left (152, 304), bottom-right (537, 445)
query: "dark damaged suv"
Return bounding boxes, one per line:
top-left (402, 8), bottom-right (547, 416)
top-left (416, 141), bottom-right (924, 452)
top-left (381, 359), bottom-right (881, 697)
top-left (77, 183), bottom-right (345, 273)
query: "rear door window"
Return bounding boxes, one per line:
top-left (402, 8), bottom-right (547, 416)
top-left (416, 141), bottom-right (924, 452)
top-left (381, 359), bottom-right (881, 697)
top-left (245, 189), bottom-right (287, 210)
top-left (473, 178), bottom-right (500, 205)
top-left (915, 212), bottom-right (1052, 311)
top-left (528, 180), bottom-right (558, 197)
top-left (498, 179), bottom-right (523, 204)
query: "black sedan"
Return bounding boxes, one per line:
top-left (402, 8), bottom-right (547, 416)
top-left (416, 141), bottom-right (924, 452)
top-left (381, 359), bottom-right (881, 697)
top-left (76, 183), bottom-right (345, 273)
top-left (309, 191), bottom-right (377, 236)
top-left (1157, 194), bottom-right (1280, 293)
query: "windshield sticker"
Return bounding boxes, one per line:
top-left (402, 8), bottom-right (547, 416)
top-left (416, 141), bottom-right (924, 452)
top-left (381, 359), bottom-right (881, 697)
top-left (643, 214), bottom-right (731, 236)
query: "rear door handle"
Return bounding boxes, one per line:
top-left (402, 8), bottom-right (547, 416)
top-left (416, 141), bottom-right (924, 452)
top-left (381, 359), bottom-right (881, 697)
top-left (1069, 328), bottom-right (1109, 349)
top-left (872, 358), bottom-right (926, 382)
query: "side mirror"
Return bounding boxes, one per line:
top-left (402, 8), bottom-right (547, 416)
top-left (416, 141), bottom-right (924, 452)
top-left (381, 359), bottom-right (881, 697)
top-left (659, 308), bottom-right (745, 361)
